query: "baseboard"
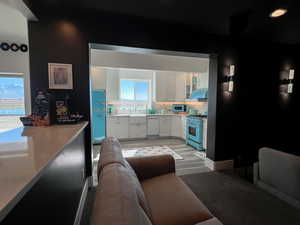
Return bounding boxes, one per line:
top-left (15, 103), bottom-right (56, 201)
top-left (205, 158), bottom-right (234, 171)
top-left (74, 179), bottom-right (89, 225)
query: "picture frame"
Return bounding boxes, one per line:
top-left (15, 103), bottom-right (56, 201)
top-left (48, 63), bottom-right (73, 89)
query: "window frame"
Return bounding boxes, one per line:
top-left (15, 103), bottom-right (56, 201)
top-left (0, 73), bottom-right (26, 116)
top-left (119, 78), bottom-right (151, 104)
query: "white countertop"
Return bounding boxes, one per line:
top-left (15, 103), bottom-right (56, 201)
top-left (0, 122), bottom-right (88, 221)
top-left (107, 113), bottom-right (187, 117)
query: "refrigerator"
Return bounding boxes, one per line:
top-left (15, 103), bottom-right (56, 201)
top-left (91, 89), bottom-right (106, 144)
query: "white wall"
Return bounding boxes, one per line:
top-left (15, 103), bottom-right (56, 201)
top-left (0, 2), bottom-right (31, 113)
top-left (91, 49), bottom-right (209, 73)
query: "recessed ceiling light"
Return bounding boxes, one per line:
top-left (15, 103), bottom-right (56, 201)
top-left (270, 8), bottom-right (287, 18)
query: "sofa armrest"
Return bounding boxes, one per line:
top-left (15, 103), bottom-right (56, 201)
top-left (126, 154), bottom-right (175, 181)
top-left (195, 218), bottom-right (223, 225)
top-left (253, 162), bottom-right (259, 184)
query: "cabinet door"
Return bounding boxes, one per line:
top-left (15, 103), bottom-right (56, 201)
top-left (181, 116), bottom-right (187, 140)
top-left (147, 117), bottom-right (159, 136)
top-left (203, 118), bottom-right (207, 149)
top-left (159, 116), bottom-right (171, 136)
top-left (166, 74), bottom-right (176, 101)
top-left (155, 72), bottom-right (176, 101)
top-left (118, 117), bottom-right (129, 139)
top-left (107, 117), bottom-right (118, 137)
top-left (106, 70), bottom-right (119, 102)
top-left (91, 67), bottom-right (106, 90)
top-left (171, 116), bottom-right (182, 137)
top-left (129, 117), bottom-right (147, 138)
top-left (175, 74), bottom-right (186, 101)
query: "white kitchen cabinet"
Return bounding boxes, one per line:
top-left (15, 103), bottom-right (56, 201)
top-left (147, 117), bottom-right (159, 136)
top-left (106, 70), bottom-right (119, 102)
top-left (171, 116), bottom-right (182, 137)
top-left (107, 116), bottom-right (129, 139)
top-left (129, 117), bottom-right (147, 138)
top-left (159, 116), bottom-right (171, 136)
top-left (203, 118), bottom-right (207, 149)
top-left (181, 116), bottom-right (187, 140)
top-left (90, 67), bottom-right (106, 90)
top-left (155, 72), bottom-right (176, 101)
top-left (175, 74), bottom-right (186, 101)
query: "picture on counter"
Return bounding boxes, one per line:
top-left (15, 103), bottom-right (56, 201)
top-left (48, 63), bottom-right (73, 89)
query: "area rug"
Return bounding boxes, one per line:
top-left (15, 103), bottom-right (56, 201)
top-left (122, 145), bottom-right (183, 160)
top-left (193, 151), bottom-right (206, 159)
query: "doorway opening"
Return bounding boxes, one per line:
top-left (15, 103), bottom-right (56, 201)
top-left (89, 44), bottom-right (213, 184)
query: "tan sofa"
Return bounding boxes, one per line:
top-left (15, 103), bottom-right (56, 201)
top-left (90, 137), bottom-right (223, 225)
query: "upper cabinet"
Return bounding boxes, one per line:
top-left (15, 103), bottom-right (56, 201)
top-left (154, 71), bottom-right (186, 102)
top-left (90, 67), bottom-right (106, 90)
top-left (154, 71), bottom-right (176, 102)
top-left (106, 69), bottom-right (119, 102)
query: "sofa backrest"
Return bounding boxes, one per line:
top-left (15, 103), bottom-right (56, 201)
top-left (259, 147), bottom-right (300, 201)
top-left (98, 137), bottom-right (126, 173)
top-left (91, 163), bottom-right (153, 225)
top-left (93, 137), bottom-right (153, 225)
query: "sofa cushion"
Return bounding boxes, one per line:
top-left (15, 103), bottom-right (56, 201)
top-left (124, 160), bottom-right (152, 219)
top-left (98, 137), bottom-right (126, 172)
top-left (142, 173), bottom-right (213, 225)
top-left (259, 147), bottom-right (300, 201)
top-left (91, 163), bottom-right (153, 225)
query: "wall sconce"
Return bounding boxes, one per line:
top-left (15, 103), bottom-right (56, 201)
top-left (228, 65), bottom-right (235, 92)
top-left (287, 69), bottom-right (294, 93)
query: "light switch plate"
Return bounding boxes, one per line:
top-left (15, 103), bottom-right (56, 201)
top-left (289, 69), bottom-right (295, 80)
top-left (288, 83), bottom-right (293, 93)
top-left (229, 65), bottom-right (235, 76)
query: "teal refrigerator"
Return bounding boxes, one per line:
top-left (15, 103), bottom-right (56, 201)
top-left (91, 89), bottom-right (106, 144)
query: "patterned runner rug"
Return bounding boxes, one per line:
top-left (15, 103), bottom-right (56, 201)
top-left (122, 145), bottom-right (183, 160)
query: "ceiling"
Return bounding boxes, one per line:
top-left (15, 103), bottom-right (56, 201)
top-left (24, 0), bottom-right (300, 44)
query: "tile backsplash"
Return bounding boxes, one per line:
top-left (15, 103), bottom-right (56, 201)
top-left (108, 101), bottom-right (208, 114)
top-left (153, 102), bottom-right (208, 114)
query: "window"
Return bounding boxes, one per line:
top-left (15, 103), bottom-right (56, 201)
top-left (120, 79), bottom-right (150, 101)
top-left (119, 79), bottom-right (151, 113)
top-left (0, 75), bottom-right (25, 133)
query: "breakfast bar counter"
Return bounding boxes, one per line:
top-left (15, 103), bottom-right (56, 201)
top-left (0, 122), bottom-right (88, 224)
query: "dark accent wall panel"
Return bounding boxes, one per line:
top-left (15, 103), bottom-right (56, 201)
top-left (27, 12), bottom-right (298, 166)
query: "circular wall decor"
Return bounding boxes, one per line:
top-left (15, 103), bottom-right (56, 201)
top-left (10, 43), bottom-right (19, 52)
top-left (1, 42), bottom-right (10, 51)
top-left (20, 44), bottom-right (28, 52)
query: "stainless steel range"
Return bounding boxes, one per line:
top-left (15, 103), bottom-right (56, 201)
top-left (186, 115), bottom-right (204, 151)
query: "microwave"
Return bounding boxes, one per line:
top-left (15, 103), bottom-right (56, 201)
top-left (172, 104), bottom-right (187, 112)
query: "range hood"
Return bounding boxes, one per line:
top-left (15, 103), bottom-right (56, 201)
top-left (190, 88), bottom-right (208, 99)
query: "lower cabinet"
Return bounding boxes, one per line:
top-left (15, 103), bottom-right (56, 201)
top-left (107, 117), bottom-right (129, 139)
top-left (181, 116), bottom-right (187, 140)
top-left (171, 116), bottom-right (182, 137)
top-left (159, 116), bottom-right (171, 136)
top-left (147, 117), bottom-right (160, 136)
top-left (203, 118), bottom-right (207, 149)
top-left (129, 117), bottom-right (147, 138)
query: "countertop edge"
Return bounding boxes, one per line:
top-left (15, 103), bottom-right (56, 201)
top-left (0, 121), bottom-right (89, 223)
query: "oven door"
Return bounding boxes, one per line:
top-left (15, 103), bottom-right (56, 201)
top-left (187, 120), bottom-right (203, 143)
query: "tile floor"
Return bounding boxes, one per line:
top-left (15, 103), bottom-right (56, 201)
top-left (92, 138), bottom-right (211, 185)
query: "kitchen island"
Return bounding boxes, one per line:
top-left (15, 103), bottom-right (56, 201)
top-left (0, 122), bottom-right (88, 225)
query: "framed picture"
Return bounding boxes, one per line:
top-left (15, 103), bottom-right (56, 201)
top-left (48, 63), bottom-right (73, 89)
